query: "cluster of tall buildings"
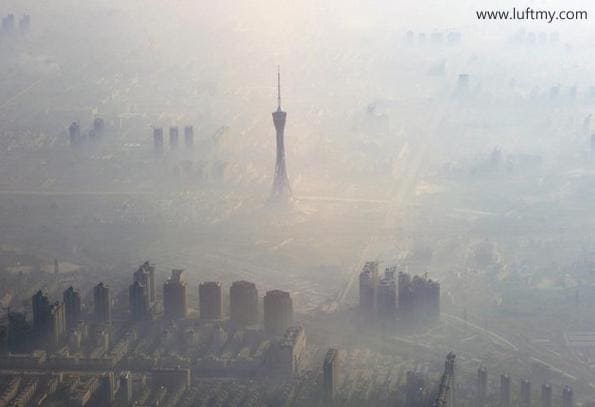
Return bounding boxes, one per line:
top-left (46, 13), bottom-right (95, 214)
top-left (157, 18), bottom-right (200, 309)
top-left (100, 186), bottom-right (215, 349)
top-left (196, 279), bottom-right (267, 326)
top-left (2, 261), bottom-right (296, 354)
top-left (31, 290), bottom-right (65, 349)
top-left (3, 281), bottom-right (109, 354)
top-left (193, 280), bottom-right (294, 336)
top-left (359, 261), bottom-right (440, 327)
top-left (359, 262), bottom-right (401, 327)
top-left (152, 126), bottom-right (194, 153)
top-left (512, 30), bottom-right (560, 45)
top-left (476, 367), bottom-right (574, 407)
top-left (20, 283), bottom-right (113, 360)
top-left (404, 30), bottom-right (462, 45)
top-left (1, 262), bottom-right (304, 379)
top-left (10, 287), bottom-right (83, 351)
top-left (1, 13), bottom-right (29, 34)
top-left (398, 271), bottom-right (440, 325)
top-left (126, 262), bottom-right (295, 337)
top-left (68, 117), bottom-right (106, 147)
top-left (128, 266), bottom-right (302, 375)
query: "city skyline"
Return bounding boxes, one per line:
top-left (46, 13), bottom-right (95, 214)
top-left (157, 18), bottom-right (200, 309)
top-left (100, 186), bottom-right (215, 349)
top-left (1, 0), bottom-right (595, 406)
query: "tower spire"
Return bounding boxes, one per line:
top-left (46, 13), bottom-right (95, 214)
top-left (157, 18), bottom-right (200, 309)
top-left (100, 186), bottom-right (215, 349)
top-left (271, 66), bottom-right (291, 201)
top-left (277, 65), bottom-right (281, 111)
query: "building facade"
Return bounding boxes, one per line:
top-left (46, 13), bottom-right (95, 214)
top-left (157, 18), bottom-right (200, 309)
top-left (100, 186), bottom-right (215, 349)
top-left (93, 282), bottom-right (111, 324)
top-left (264, 290), bottom-right (293, 336)
top-left (230, 281), bottom-right (258, 326)
top-left (199, 282), bottom-right (223, 320)
top-left (163, 269), bottom-right (187, 320)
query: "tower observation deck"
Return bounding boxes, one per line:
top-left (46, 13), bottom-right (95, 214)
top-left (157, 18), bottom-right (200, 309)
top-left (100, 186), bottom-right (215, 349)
top-left (271, 67), bottom-right (291, 201)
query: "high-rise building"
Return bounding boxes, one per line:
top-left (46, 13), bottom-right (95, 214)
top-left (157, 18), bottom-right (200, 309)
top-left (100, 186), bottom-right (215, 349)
top-left (264, 289), bottom-right (293, 336)
top-left (163, 269), bottom-right (187, 320)
top-left (270, 67), bottom-right (291, 200)
top-left (134, 262), bottom-right (155, 304)
top-left (323, 348), bottom-right (339, 402)
top-left (68, 328), bottom-right (82, 350)
top-left (521, 379), bottom-right (531, 407)
top-left (398, 272), bottom-right (440, 324)
top-left (500, 374), bottom-right (511, 407)
top-left (273, 326), bottom-right (306, 376)
top-left (7, 311), bottom-right (31, 353)
top-left (0, 326), bottom-right (5, 354)
top-left (102, 372), bottom-right (117, 403)
top-left (63, 286), bottom-right (82, 329)
top-left (428, 279), bottom-right (441, 320)
top-left (68, 122), bottom-right (81, 146)
top-left (1, 14), bottom-right (15, 33)
top-left (199, 281), bottom-right (223, 320)
top-left (169, 126), bottom-right (179, 149)
top-left (477, 367), bottom-right (487, 407)
top-left (184, 126), bottom-right (194, 149)
top-left (359, 262), bottom-right (379, 317)
top-left (230, 281), bottom-right (258, 326)
top-left (146, 262), bottom-right (156, 303)
top-left (32, 291), bottom-right (64, 346)
top-left (119, 371), bottom-right (133, 404)
top-left (19, 14), bottom-right (30, 33)
top-left (563, 386), bottom-right (574, 407)
top-left (32, 290), bottom-right (51, 338)
top-left (377, 268), bottom-right (397, 322)
top-left (398, 272), bottom-right (413, 320)
top-left (133, 266), bottom-right (149, 291)
top-left (129, 281), bottom-right (149, 321)
top-left (541, 384), bottom-right (552, 407)
top-left (93, 282), bottom-right (111, 324)
top-left (48, 302), bottom-right (66, 348)
top-left (93, 117), bottom-right (105, 133)
top-left (153, 128), bottom-right (164, 152)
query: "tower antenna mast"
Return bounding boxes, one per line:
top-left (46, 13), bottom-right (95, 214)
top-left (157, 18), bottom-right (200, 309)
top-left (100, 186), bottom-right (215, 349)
top-left (277, 65), bottom-right (281, 111)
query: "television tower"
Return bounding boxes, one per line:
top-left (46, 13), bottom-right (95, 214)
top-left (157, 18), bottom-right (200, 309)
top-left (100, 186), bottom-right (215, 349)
top-left (271, 66), bottom-right (291, 200)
